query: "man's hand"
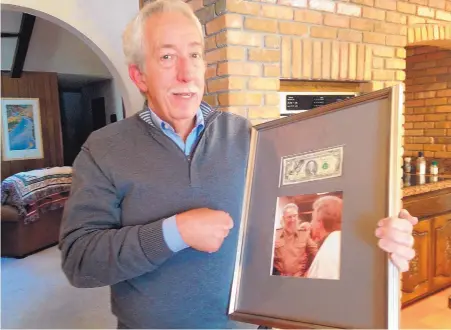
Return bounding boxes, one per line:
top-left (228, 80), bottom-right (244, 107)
top-left (375, 209), bottom-right (418, 272)
top-left (299, 222), bottom-right (311, 231)
top-left (176, 208), bottom-right (234, 253)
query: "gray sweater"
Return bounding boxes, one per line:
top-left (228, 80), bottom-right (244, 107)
top-left (59, 105), bottom-right (253, 329)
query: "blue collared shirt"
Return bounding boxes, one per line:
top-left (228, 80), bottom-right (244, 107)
top-left (149, 108), bottom-right (205, 156)
top-left (148, 107), bottom-right (205, 253)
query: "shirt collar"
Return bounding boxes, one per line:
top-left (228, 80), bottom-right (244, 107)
top-left (148, 106), bottom-right (205, 133)
top-left (138, 100), bottom-right (215, 129)
top-left (280, 230), bottom-right (299, 239)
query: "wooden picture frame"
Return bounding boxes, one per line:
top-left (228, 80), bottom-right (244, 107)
top-left (1, 97), bottom-right (44, 161)
top-left (228, 85), bottom-right (404, 329)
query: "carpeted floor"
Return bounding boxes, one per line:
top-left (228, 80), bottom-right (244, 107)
top-left (1, 246), bottom-right (116, 329)
top-left (2, 245), bottom-right (449, 329)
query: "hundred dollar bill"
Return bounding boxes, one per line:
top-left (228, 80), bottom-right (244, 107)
top-left (281, 146), bottom-right (343, 186)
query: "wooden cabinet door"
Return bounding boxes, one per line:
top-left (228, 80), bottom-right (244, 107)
top-left (431, 213), bottom-right (451, 291)
top-left (401, 218), bottom-right (431, 305)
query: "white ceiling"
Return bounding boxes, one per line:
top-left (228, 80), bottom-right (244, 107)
top-left (1, 36), bottom-right (17, 69)
top-left (1, 10), bottom-right (22, 70)
top-left (1, 10), bottom-right (22, 33)
top-left (1, 10), bottom-right (111, 83)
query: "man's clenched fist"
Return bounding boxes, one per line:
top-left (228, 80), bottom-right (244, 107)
top-left (176, 208), bottom-right (234, 253)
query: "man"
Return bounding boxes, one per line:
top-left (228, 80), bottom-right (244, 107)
top-left (305, 160), bottom-right (318, 177)
top-left (59, 0), bottom-right (418, 328)
top-left (306, 196), bottom-right (343, 280)
top-left (273, 203), bottom-right (317, 277)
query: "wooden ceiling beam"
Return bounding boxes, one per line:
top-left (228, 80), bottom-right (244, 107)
top-left (11, 13), bottom-right (35, 78)
top-left (1, 32), bottom-right (19, 38)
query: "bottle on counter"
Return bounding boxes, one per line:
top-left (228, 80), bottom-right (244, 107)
top-left (403, 173), bottom-right (411, 186)
top-left (430, 161), bottom-right (439, 175)
top-left (419, 174), bottom-right (426, 185)
top-left (416, 152), bottom-right (426, 175)
top-left (404, 157), bottom-right (412, 173)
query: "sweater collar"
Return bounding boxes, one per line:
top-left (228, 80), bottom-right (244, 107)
top-left (138, 100), bottom-right (216, 128)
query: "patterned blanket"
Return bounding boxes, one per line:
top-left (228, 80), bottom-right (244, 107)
top-left (1, 167), bottom-right (73, 224)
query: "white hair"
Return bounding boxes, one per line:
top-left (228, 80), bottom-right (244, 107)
top-left (312, 195), bottom-right (342, 211)
top-left (283, 203), bottom-right (298, 213)
top-left (280, 203), bottom-right (299, 228)
top-left (312, 195), bottom-right (343, 232)
top-left (122, 0), bottom-right (204, 70)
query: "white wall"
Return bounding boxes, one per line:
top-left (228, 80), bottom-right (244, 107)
top-left (1, 0), bottom-right (144, 116)
top-left (1, 14), bottom-right (111, 77)
top-left (25, 17), bottom-right (111, 77)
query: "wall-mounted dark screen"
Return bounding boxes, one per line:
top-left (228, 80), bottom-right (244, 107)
top-left (286, 94), bottom-right (355, 111)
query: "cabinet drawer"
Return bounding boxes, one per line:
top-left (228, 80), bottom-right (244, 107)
top-left (403, 188), bottom-right (451, 219)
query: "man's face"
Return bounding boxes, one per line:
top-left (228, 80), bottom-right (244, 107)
top-left (131, 11), bottom-right (205, 124)
top-left (282, 208), bottom-right (299, 234)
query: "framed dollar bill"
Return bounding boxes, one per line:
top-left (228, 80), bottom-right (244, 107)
top-left (228, 85), bottom-right (404, 329)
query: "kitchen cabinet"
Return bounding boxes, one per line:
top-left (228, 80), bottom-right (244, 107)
top-left (401, 185), bottom-right (451, 307)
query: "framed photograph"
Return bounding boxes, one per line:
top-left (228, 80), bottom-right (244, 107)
top-left (1, 98), bottom-right (44, 161)
top-left (229, 85), bottom-right (404, 329)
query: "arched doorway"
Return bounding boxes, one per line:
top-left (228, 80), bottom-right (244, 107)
top-left (1, 1), bottom-right (142, 176)
top-left (401, 24), bottom-right (451, 315)
top-left (407, 23), bottom-right (451, 49)
top-left (1, 1), bottom-right (142, 116)
top-left (402, 23), bottom-right (451, 174)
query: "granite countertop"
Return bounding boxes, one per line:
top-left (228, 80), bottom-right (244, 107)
top-left (402, 173), bottom-right (451, 197)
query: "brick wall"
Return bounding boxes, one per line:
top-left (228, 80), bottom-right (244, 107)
top-left (184, 0), bottom-right (231, 111)
top-left (189, 0), bottom-right (451, 124)
top-left (143, 0), bottom-right (451, 116)
top-left (404, 45), bottom-right (451, 172)
top-left (183, 0), bottom-right (262, 117)
top-left (143, 0), bottom-right (451, 170)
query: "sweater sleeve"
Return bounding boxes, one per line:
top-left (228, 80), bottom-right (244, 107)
top-left (59, 144), bottom-right (178, 288)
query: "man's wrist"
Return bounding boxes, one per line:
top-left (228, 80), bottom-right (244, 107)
top-left (162, 215), bottom-right (189, 252)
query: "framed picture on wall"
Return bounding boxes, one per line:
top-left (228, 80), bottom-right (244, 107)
top-left (228, 85), bottom-right (404, 329)
top-left (1, 98), bottom-right (44, 161)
